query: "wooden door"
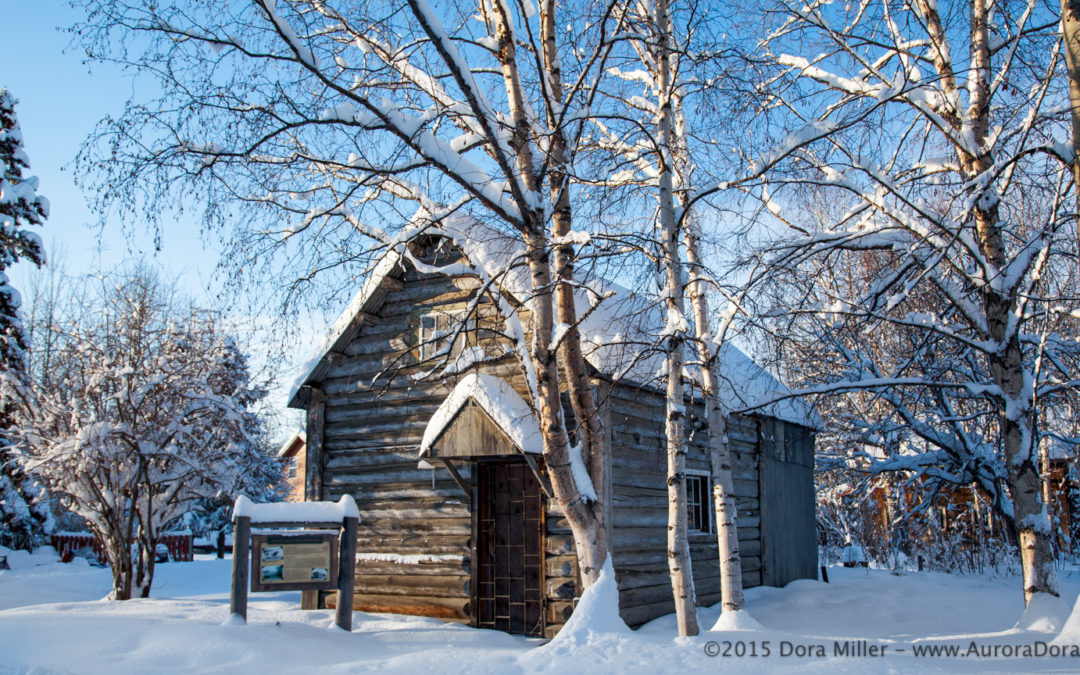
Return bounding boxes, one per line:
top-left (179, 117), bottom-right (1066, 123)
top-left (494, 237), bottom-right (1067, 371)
top-left (475, 459), bottom-right (544, 636)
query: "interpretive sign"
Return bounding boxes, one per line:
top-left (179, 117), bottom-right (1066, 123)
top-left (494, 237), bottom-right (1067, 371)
top-left (229, 495), bottom-right (359, 630)
top-left (250, 533), bottom-right (339, 592)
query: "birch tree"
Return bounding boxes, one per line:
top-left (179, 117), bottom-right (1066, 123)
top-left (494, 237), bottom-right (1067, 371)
top-left (75, 0), bottom-right (620, 585)
top-left (591, 0), bottom-right (768, 631)
top-left (756, 0), bottom-right (1078, 603)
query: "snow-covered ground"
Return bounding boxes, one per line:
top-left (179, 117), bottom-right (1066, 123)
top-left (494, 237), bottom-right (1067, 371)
top-left (4, 552), bottom-right (1080, 673)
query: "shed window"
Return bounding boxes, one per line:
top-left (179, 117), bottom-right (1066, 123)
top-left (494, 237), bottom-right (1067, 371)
top-left (686, 473), bottom-right (711, 533)
top-left (418, 309), bottom-right (470, 361)
top-left (286, 457), bottom-right (298, 479)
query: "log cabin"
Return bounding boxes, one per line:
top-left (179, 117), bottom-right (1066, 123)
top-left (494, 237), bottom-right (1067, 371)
top-left (287, 219), bottom-right (818, 637)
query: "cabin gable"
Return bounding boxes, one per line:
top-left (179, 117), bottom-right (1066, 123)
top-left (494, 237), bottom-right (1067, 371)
top-left (429, 402), bottom-right (515, 459)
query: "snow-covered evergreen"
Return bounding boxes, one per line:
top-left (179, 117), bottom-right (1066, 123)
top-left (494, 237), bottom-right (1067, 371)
top-left (0, 89), bottom-right (47, 552)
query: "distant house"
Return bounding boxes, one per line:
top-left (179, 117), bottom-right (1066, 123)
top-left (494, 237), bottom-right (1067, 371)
top-left (277, 430), bottom-right (306, 502)
top-left (288, 219), bottom-right (818, 637)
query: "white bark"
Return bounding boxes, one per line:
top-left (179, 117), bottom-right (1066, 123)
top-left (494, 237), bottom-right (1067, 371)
top-left (655, 0), bottom-right (698, 637)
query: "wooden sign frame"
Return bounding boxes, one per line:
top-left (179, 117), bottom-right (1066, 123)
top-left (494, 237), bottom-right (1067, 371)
top-left (230, 509), bottom-right (358, 631)
top-left (250, 532), bottom-right (339, 593)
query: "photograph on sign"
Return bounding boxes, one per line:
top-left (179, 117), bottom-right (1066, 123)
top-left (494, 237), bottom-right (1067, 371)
top-left (261, 546), bottom-right (284, 562)
top-left (250, 533), bottom-right (339, 592)
top-left (261, 564), bottom-right (284, 581)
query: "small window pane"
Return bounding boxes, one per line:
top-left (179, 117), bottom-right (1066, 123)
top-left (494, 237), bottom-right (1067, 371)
top-left (686, 474), bottom-right (710, 533)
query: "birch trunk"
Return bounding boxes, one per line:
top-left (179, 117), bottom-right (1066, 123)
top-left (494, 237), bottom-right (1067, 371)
top-left (492, 3), bottom-right (609, 586)
top-left (541, 0), bottom-right (608, 514)
top-left (1061, 0), bottom-right (1080, 250)
top-left (524, 235), bottom-right (609, 584)
top-left (912, 0), bottom-right (1060, 604)
top-left (967, 0), bottom-right (1058, 603)
top-left (683, 227), bottom-right (744, 614)
top-left (655, 0), bottom-right (697, 636)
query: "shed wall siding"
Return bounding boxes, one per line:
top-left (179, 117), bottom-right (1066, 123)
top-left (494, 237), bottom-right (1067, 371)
top-left (759, 418), bottom-right (818, 587)
top-left (605, 383), bottom-right (764, 627)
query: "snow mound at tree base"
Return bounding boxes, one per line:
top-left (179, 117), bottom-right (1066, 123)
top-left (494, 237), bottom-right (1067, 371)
top-left (546, 556), bottom-right (630, 645)
top-left (1052, 593), bottom-right (1080, 644)
top-left (710, 608), bottom-right (764, 632)
top-left (1014, 592), bottom-right (1070, 633)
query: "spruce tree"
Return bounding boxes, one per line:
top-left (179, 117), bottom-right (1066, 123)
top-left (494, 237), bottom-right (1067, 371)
top-left (0, 89), bottom-right (47, 551)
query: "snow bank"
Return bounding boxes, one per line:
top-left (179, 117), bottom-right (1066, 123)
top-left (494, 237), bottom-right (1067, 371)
top-left (5, 561), bottom-right (1080, 673)
top-left (233, 495), bottom-right (360, 523)
top-left (0, 546), bottom-right (59, 570)
top-left (1053, 592), bottom-right (1080, 644)
top-left (1014, 592), bottom-right (1070, 633)
top-left (545, 557), bottom-right (630, 645)
top-left (419, 373), bottom-right (542, 456)
top-left (710, 608), bottom-right (765, 632)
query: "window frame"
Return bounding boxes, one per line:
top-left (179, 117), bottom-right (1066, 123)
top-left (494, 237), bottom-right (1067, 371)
top-left (685, 470), bottom-right (712, 535)
top-left (417, 308), bottom-right (471, 362)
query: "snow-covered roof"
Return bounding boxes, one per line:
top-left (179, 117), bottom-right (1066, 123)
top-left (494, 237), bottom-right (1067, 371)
top-left (288, 215), bottom-right (817, 427)
top-left (419, 373), bottom-right (542, 456)
top-left (276, 429), bottom-right (306, 458)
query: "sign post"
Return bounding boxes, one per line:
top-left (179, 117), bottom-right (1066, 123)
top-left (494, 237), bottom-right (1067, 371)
top-left (230, 515), bottom-right (250, 621)
top-left (336, 515), bottom-right (358, 631)
top-left (228, 495), bottom-right (359, 631)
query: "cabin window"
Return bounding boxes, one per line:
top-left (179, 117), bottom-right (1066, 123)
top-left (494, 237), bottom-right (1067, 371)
top-left (418, 309), bottom-right (470, 361)
top-left (686, 472), bottom-right (711, 534)
top-left (286, 457), bottom-right (298, 479)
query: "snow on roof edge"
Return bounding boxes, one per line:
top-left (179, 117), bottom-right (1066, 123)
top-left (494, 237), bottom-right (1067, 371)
top-left (286, 251), bottom-right (403, 408)
top-left (276, 429), bottom-right (306, 458)
top-left (287, 215), bottom-right (819, 429)
top-left (420, 373), bottom-right (542, 456)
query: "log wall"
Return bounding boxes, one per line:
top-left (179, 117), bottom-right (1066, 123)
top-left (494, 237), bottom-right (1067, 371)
top-left (604, 383), bottom-right (764, 626)
top-left (315, 255), bottom-right (484, 622)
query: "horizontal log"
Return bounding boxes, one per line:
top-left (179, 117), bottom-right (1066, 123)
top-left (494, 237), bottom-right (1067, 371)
top-left (354, 504), bottom-right (472, 520)
top-left (323, 468), bottom-right (459, 486)
top-left (617, 581), bottom-right (678, 608)
top-left (354, 560), bottom-right (469, 577)
top-left (742, 569), bottom-right (762, 588)
top-left (545, 555), bottom-right (578, 578)
top-left (324, 436), bottom-right (424, 452)
top-left (546, 534), bottom-right (575, 556)
top-left (546, 577), bottom-right (577, 599)
top-left (325, 414), bottom-right (432, 440)
top-left (354, 574), bottom-right (469, 598)
top-left (333, 592), bottom-right (470, 620)
top-left (324, 382), bottom-right (454, 408)
top-left (358, 533), bottom-right (469, 549)
top-left (360, 517), bottom-right (471, 535)
top-left (546, 517), bottom-right (573, 535)
top-left (547, 600), bottom-right (575, 625)
top-left (618, 598), bottom-right (674, 628)
top-left (325, 400), bottom-right (441, 426)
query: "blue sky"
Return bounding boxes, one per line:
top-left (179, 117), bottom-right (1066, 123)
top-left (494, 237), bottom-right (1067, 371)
top-left (2, 3), bottom-right (221, 296)
top-left (2, 4), bottom-right (306, 436)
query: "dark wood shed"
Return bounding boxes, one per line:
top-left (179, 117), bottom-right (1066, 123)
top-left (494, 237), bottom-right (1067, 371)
top-left (287, 222), bottom-right (817, 637)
